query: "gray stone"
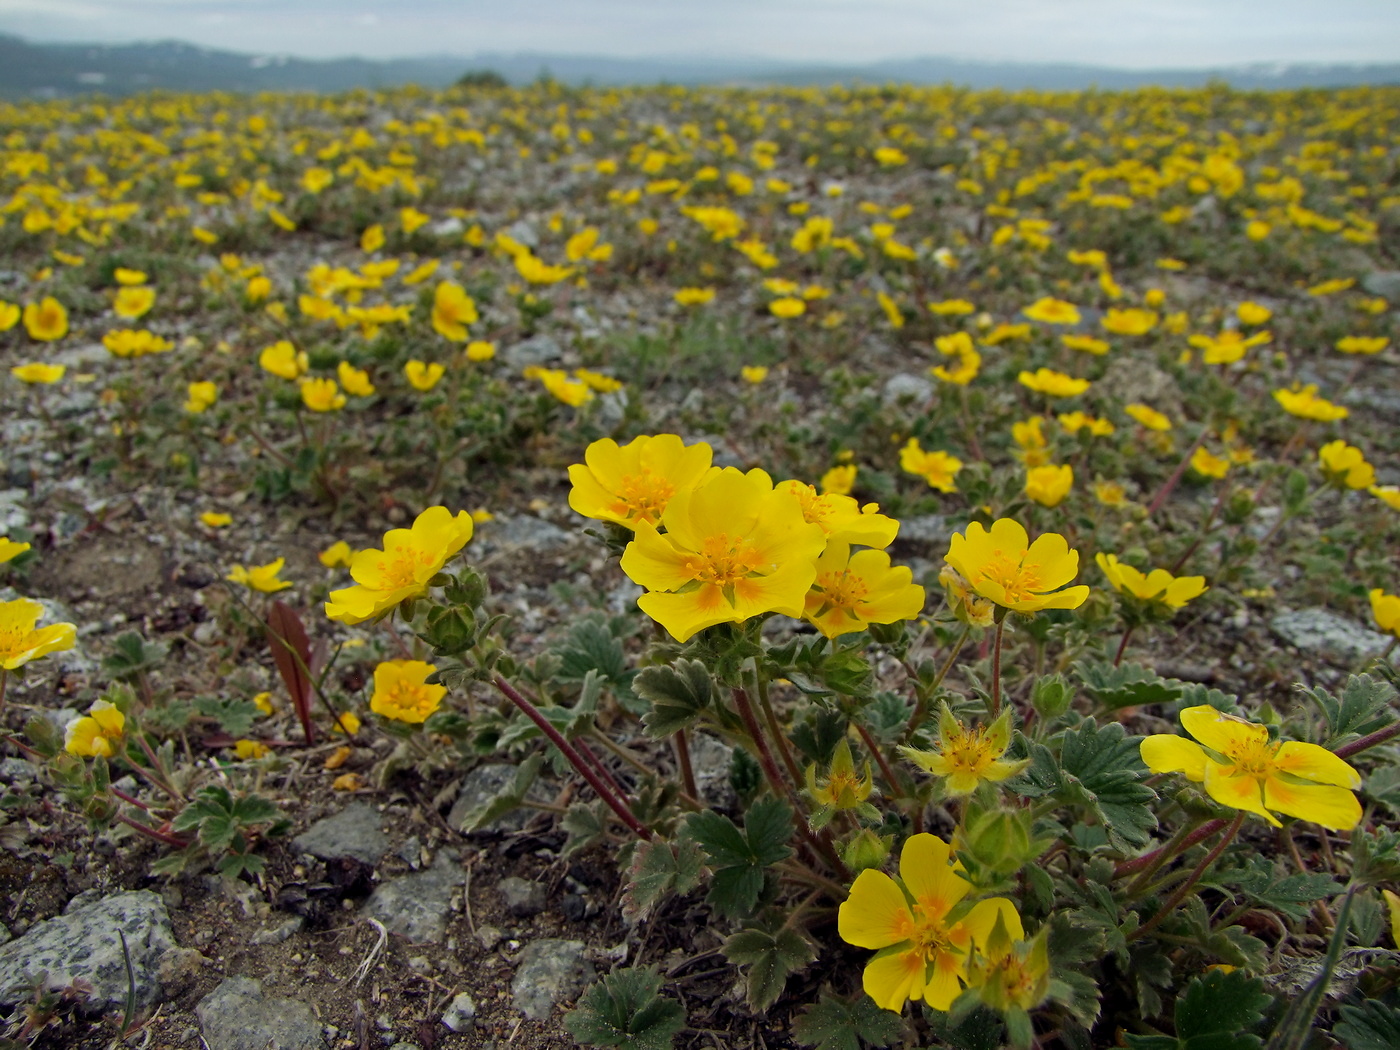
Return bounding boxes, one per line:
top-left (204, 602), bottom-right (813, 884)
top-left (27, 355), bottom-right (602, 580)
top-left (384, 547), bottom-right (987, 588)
top-left (896, 514), bottom-right (951, 545)
top-left (196, 976), bottom-right (325, 1050)
top-left (505, 220), bottom-right (539, 248)
top-left (250, 915), bottom-right (304, 945)
top-left (480, 515), bottom-right (573, 555)
top-left (1096, 359), bottom-right (1181, 414)
top-left (687, 733), bottom-right (736, 808)
top-left (1361, 270), bottom-right (1400, 301)
top-left (0, 757), bottom-right (37, 782)
top-left (0, 490), bottom-right (28, 534)
top-left (475, 925), bottom-right (504, 951)
top-left (292, 803), bottom-right (389, 865)
top-left (881, 372), bottom-right (933, 408)
top-left (1271, 608), bottom-right (1390, 665)
top-left (363, 853), bottom-right (466, 943)
top-left (441, 991), bottom-right (477, 1032)
top-left (0, 890), bottom-right (175, 1008)
top-left (449, 762), bottom-right (550, 834)
top-left (397, 835), bottom-right (423, 870)
top-left (498, 876), bottom-right (546, 918)
top-left (510, 938), bottom-right (593, 1021)
top-left (503, 334), bottom-right (564, 369)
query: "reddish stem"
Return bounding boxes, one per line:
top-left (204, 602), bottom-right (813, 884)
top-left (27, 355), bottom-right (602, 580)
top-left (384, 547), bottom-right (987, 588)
top-left (1146, 426), bottom-right (1209, 518)
top-left (1334, 720), bottom-right (1400, 760)
top-left (1115, 818), bottom-right (1229, 879)
top-left (116, 813), bottom-right (190, 849)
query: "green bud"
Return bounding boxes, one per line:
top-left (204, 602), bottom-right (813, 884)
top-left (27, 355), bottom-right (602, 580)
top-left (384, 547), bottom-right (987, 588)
top-left (424, 606), bottom-right (476, 654)
top-left (1223, 486), bottom-right (1255, 525)
top-left (1030, 674), bottom-right (1072, 721)
top-left (962, 806), bottom-right (1039, 876)
top-left (840, 828), bottom-right (892, 873)
top-left (443, 568), bottom-right (489, 609)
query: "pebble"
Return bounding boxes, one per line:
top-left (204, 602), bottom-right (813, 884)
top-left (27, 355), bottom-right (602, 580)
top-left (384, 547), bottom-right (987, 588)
top-left (498, 876), bottom-right (547, 918)
top-left (292, 803), bottom-right (390, 865)
top-left (1271, 607), bottom-right (1391, 665)
top-left (441, 991), bottom-right (477, 1032)
top-left (363, 853), bottom-right (466, 943)
top-left (196, 976), bottom-right (324, 1050)
top-left (510, 938), bottom-right (594, 1021)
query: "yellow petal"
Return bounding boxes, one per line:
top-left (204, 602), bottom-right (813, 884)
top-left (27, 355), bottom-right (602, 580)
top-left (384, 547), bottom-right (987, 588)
top-left (862, 948), bottom-right (924, 1011)
top-left (1140, 735), bottom-right (1208, 781)
top-left (921, 950), bottom-right (964, 1011)
top-left (1181, 705), bottom-right (1267, 756)
top-left (962, 897), bottom-right (1024, 947)
top-left (838, 869), bottom-right (914, 949)
top-left (1263, 779), bottom-right (1362, 830)
top-left (899, 834), bottom-right (970, 920)
top-left (1272, 742), bottom-right (1360, 788)
top-left (1203, 764), bottom-right (1279, 826)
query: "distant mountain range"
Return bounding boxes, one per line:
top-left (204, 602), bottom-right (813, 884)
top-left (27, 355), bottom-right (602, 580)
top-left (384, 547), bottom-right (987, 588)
top-left (1, 32), bottom-right (1396, 99)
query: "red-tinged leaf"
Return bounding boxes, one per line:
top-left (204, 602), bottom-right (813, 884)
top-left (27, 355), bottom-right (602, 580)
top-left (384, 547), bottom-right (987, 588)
top-left (265, 601), bottom-right (315, 745)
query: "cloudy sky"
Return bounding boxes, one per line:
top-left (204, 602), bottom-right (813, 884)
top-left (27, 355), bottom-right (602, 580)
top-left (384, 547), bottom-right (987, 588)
top-left (1, 0), bottom-right (1396, 68)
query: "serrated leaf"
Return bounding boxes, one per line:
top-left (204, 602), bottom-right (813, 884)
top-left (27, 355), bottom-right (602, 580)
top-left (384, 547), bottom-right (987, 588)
top-left (723, 917), bottom-right (815, 1011)
top-left (563, 965), bottom-right (686, 1050)
top-left (1175, 968), bottom-right (1270, 1044)
top-left (1205, 856), bottom-right (1341, 922)
top-left (635, 659), bottom-right (714, 737)
top-left (1334, 998), bottom-right (1400, 1050)
top-left (792, 990), bottom-right (905, 1050)
top-left (456, 753), bottom-right (543, 832)
top-left (622, 837), bottom-right (705, 924)
top-left (194, 696), bottom-right (261, 738)
top-left (562, 800), bottom-right (608, 856)
top-left (1076, 660), bottom-right (1183, 710)
top-left (1303, 673), bottom-right (1396, 748)
top-left (1054, 719), bottom-right (1158, 850)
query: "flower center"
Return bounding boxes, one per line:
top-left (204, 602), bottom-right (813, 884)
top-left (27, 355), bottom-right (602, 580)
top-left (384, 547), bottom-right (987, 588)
top-left (939, 727), bottom-right (996, 776)
top-left (379, 541), bottom-right (438, 590)
top-left (385, 681), bottom-right (434, 717)
top-left (973, 551), bottom-right (1042, 604)
top-left (613, 469), bottom-right (676, 524)
top-left (682, 533), bottom-right (763, 586)
top-left (1224, 738), bottom-right (1279, 778)
top-left (814, 569), bottom-right (869, 614)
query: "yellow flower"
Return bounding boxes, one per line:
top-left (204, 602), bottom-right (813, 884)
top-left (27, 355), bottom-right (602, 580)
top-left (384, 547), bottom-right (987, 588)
top-left (1022, 297), bottom-right (1081, 325)
top-left (820, 465), bottom-right (857, 496)
top-left (400, 207), bottom-right (430, 234)
top-left (0, 537), bottom-right (31, 563)
top-left (227, 558), bottom-right (292, 593)
top-left (1236, 301), bottom-right (1272, 326)
top-left (1011, 417), bottom-right (1048, 465)
top-left (404, 360), bottom-right (445, 392)
top-left (900, 439), bottom-right (962, 493)
top-left (233, 739), bottom-right (270, 760)
top-left (568, 435), bottom-right (712, 530)
top-left (200, 511), bottom-right (232, 528)
top-left (983, 322), bottom-right (1031, 345)
top-left (403, 259), bottom-right (440, 285)
top-left (113, 268), bottom-right (147, 286)
top-left (1060, 334), bottom-right (1110, 356)
top-left (371, 659), bottom-right (447, 723)
top-left (1335, 336), bottom-right (1388, 355)
top-left (23, 298), bottom-right (69, 341)
top-left (1307, 278), bottom-right (1354, 297)
top-left (253, 692), bottom-right (275, 716)
top-left (465, 340), bottom-right (496, 362)
top-left (1096, 553), bottom-right (1207, 610)
top-left (332, 711), bottom-right (362, 735)
top-left (0, 301), bottom-right (19, 331)
top-left (930, 332), bottom-right (981, 385)
top-left (300, 377), bottom-right (346, 412)
top-left (1094, 480), bottom-right (1129, 507)
top-left (1245, 220), bottom-right (1271, 241)
top-left (1370, 589), bottom-right (1400, 639)
top-left (769, 297), bottom-right (806, 318)
top-left (1024, 464), bottom-right (1074, 508)
top-left (927, 299), bottom-right (975, 315)
top-left (1017, 368), bottom-right (1089, 398)
top-left (259, 340), bottom-right (308, 380)
top-left (1273, 384), bottom-right (1348, 422)
top-left (113, 286), bottom-right (155, 320)
top-left (431, 280), bottom-right (478, 341)
top-left (319, 541), bottom-right (353, 568)
top-left (1100, 308), bottom-right (1158, 336)
top-left (901, 704), bottom-right (1028, 796)
top-left (11, 363), bottom-right (65, 384)
top-left (1317, 440), bottom-right (1375, 490)
top-left (877, 291), bottom-right (905, 329)
top-left (1370, 486), bottom-right (1400, 512)
top-left (618, 467), bottom-right (826, 642)
top-left (64, 700), bottom-right (125, 758)
top-left (966, 918), bottom-right (1051, 1014)
top-left (944, 518), bottom-right (1089, 614)
top-left (1141, 705), bottom-right (1361, 829)
top-left (1066, 249), bottom-right (1107, 269)
top-left (302, 166), bottom-right (333, 193)
top-left (184, 381), bottom-right (218, 414)
top-left (1190, 329), bottom-right (1271, 365)
top-left (245, 276), bottom-right (272, 303)
top-left (1383, 889), bottom-right (1400, 948)
top-left (1057, 412), bottom-right (1113, 437)
top-left (938, 566), bottom-right (995, 627)
top-left (741, 365), bottom-right (770, 384)
top-left (361, 224), bottom-right (386, 253)
top-left (806, 737), bottom-right (874, 818)
top-left (325, 506), bottom-right (474, 625)
top-left (1190, 447), bottom-right (1231, 479)
top-left (803, 542), bottom-right (925, 639)
top-left (337, 361), bottom-right (376, 397)
top-left (674, 287), bottom-right (716, 306)
top-left (772, 479), bottom-right (899, 548)
top-left (837, 834), bottom-right (1022, 1012)
top-left (1126, 403), bottom-right (1172, 431)
top-left (0, 597), bottom-right (77, 669)
top-left (514, 252), bottom-right (574, 284)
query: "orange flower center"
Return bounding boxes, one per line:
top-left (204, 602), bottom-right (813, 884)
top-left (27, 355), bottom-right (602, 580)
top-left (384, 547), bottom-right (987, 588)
top-left (1222, 737), bottom-right (1279, 778)
top-left (612, 469), bottom-right (676, 524)
top-left (937, 726), bottom-right (999, 777)
top-left (379, 541), bottom-right (439, 590)
top-left (814, 569), bottom-right (869, 614)
top-left (382, 681), bottom-right (435, 718)
top-left (972, 552), bottom-right (1043, 604)
top-left (682, 533), bottom-right (763, 586)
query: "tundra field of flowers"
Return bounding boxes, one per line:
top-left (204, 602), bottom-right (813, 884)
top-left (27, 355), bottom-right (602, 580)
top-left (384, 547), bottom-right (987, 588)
top-left (0, 78), bottom-right (1398, 1049)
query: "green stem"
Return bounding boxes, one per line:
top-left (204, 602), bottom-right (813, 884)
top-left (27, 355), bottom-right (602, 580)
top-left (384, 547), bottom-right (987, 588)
top-left (1130, 811), bottom-right (1245, 941)
top-left (903, 623), bottom-right (971, 741)
top-left (989, 616), bottom-right (1007, 717)
top-left (1122, 815), bottom-right (1208, 899)
top-left (755, 665), bottom-right (803, 788)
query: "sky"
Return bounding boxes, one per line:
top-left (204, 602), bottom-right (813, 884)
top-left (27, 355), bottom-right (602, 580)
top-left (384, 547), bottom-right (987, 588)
top-left (0, 0), bottom-right (1397, 69)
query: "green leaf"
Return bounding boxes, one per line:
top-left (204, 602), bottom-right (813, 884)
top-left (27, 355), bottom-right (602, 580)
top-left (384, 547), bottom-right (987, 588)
top-left (455, 754), bottom-right (543, 832)
top-left (1076, 661), bottom-right (1183, 711)
top-left (563, 966), bottom-right (686, 1050)
top-left (1302, 673), bottom-right (1396, 748)
top-left (635, 659), bottom-right (715, 738)
top-left (194, 696), bottom-right (261, 738)
top-left (793, 990), bottom-right (906, 1050)
top-left (1175, 969), bottom-right (1270, 1045)
top-left (1055, 719), bottom-right (1158, 850)
top-left (723, 915), bottom-right (815, 1010)
top-left (1334, 998), bottom-right (1400, 1050)
top-left (231, 794), bottom-right (280, 826)
top-left (621, 837), bottom-right (705, 923)
top-left (102, 631), bottom-right (166, 681)
top-left (688, 800), bottom-right (794, 917)
top-left (1267, 888), bottom-right (1354, 1050)
top-left (1205, 856), bottom-right (1340, 922)
top-left (561, 800), bottom-right (608, 856)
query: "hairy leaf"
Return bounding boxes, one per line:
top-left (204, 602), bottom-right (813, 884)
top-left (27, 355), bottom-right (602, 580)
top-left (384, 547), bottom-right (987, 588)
top-left (635, 659), bottom-right (715, 737)
top-left (563, 965), bottom-right (687, 1050)
top-left (723, 916), bottom-right (816, 1011)
top-left (792, 990), bottom-right (905, 1050)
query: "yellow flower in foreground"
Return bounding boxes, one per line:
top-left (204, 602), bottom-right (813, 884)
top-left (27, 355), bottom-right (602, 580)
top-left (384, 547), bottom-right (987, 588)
top-left (1024, 464), bottom-right (1073, 507)
top-left (227, 558), bottom-right (292, 593)
top-left (820, 464), bottom-right (857, 496)
top-left (0, 597), bottom-right (77, 669)
top-left (370, 660), bottom-right (447, 724)
top-left (838, 834), bottom-right (1022, 1012)
top-left (1141, 705), bottom-right (1361, 829)
top-left (901, 704), bottom-right (1027, 796)
top-left (1022, 297), bottom-right (1081, 325)
top-left (741, 365), bottom-right (769, 384)
top-left (405, 360), bottom-right (445, 392)
top-left (184, 381), bottom-right (218, 414)
top-left (944, 518), bottom-right (1089, 614)
top-left (200, 511), bottom-right (232, 528)
top-left (431, 280), bottom-right (478, 341)
top-left (0, 537), bottom-right (31, 563)
top-left (1273, 384), bottom-right (1348, 422)
top-left (1018, 368), bottom-right (1089, 398)
top-left (11, 363), bottom-right (65, 384)
top-left (325, 506), bottom-right (474, 625)
top-left (64, 700), bottom-right (125, 758)
top-left (900, 439), bottom-right (962, 493)
top-left (113, 286), bottom-right (155, 320)
top-left (1096, 553), bottom-right (1207, 610)
top-left (619, 467), bottom-right (825, 642)
top-left (1126, 403), bottom-right (1172, 431)
top-left (1335, 336), bottom-right (1388, 355)
top-left (569, 434), bottom-right (712, 529)
top-left (260, 340), bottom-right (308, 380)
top-left (1190, 447), bottom-right (1231, 480)
top-left (319, 540), bottom-right (353, 569)
top-left (300, 378), bottom-right (346, 412)
top-left (1370, 589), bottom-right (1400, 639)
top-left (803, 542), bottom-right (925, 639)
top-left (338, 362), bottom-right (375, 397)
top-left (1317, 440), bottom-right (1375, 490)
top-left (24, 298), bottom-right (69, 341)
